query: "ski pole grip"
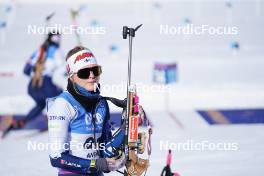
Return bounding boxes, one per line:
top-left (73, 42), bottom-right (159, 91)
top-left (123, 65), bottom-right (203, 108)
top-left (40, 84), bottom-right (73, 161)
top-left (122, 26), bottom-right (135, 39)
top-left (123, 24), bottom-right (142, 39)
top-left (123, 26), bottom-right (128, 39)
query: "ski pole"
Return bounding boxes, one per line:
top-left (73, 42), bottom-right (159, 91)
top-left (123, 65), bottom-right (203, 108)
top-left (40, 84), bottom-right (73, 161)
top-left (70, 5), bottom-right (85, 45)
top-left (122, 23), bottom-right (142, 160)
top-left (45, 12), bottom-right (55, 25)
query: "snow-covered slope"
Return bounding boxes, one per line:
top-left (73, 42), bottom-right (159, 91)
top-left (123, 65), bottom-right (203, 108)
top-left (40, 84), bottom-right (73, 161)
top-left (0, 1), bottom-right (264, 176)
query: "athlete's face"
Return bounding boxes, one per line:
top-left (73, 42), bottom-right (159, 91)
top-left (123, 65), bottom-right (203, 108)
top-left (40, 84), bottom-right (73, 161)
top-left (71, 65), bottom-right (100, 92)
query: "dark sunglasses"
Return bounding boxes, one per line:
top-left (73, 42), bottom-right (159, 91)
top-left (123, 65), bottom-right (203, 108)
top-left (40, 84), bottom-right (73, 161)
top-left (77, 66), bottom-right (102, 79)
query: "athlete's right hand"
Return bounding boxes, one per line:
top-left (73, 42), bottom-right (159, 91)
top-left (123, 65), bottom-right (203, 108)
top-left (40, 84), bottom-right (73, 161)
top-left (96, 152), bottom-right (126, 172)
top-left (106, 152), bottom-right (126, 171)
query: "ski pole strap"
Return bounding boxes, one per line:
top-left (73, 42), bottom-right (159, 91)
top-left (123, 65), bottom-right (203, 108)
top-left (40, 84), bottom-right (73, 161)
top-left (142, 108), bottom-right (152, 156)
top-left (104, 97), bottom-right (127, 109)
top-left (147, 126), bottom-right (152, 156)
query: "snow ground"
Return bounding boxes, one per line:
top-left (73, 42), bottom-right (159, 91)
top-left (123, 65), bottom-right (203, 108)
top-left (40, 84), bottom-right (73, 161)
top-left (1, 112), bottom-right (264, 176)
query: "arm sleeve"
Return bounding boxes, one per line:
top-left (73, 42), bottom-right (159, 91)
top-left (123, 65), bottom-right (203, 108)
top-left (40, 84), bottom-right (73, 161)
top-left (23, 49), bottom-right (39, 76)
top-left (47, 98), bottom-right (101, 174)
top-left (101, 100), bottom-right (125, 158)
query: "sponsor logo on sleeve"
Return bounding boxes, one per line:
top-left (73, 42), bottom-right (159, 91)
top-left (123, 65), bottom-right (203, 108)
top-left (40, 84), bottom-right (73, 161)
top-left (48, 122), bottom-right (62, 131)
top-left (49, 116), bottom-right (66, 121)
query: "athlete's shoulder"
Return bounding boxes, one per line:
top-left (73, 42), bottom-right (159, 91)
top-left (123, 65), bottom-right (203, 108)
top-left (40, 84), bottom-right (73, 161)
top-left (47, 91), bottom-right (75, 118)
top-left (46, 44), bottom-right (62, 59)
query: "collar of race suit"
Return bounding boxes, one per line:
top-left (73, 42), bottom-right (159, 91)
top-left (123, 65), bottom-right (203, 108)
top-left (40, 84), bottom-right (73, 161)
top-left (67, 79), bottom-right (101, 112)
